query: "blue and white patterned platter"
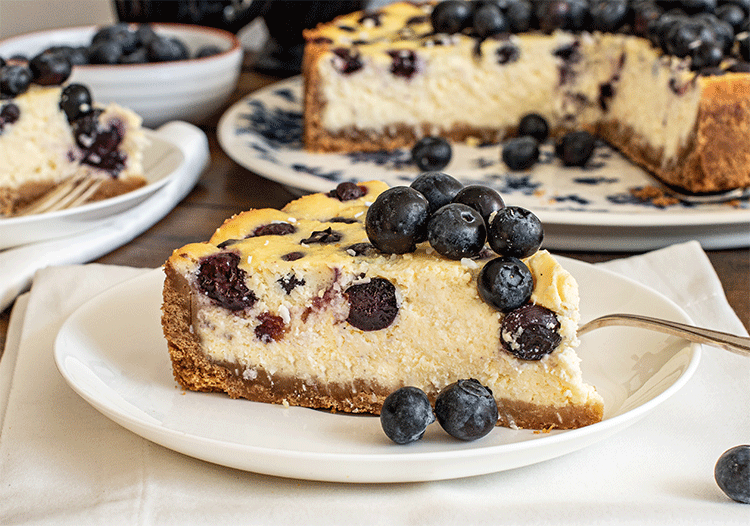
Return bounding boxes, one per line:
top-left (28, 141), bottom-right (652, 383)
top-left (217, 77), bottom-right (750, 251)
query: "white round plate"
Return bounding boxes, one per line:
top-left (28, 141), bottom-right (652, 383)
top-left (0, 130), bottom-right (183, 249)
top-left (217, 77), bottom-right (750, 251)
top-left (54, 258), bottom-right (700, 483)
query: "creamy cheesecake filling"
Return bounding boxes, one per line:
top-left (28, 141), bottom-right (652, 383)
top-left (171, 241), bottom-right (598, 411)
top-left (0, 87), bottom-right (79, 189)
top-left (314, 28), bottom-right (702, 167)
top-left (318, 34), bottom-right (569, 135)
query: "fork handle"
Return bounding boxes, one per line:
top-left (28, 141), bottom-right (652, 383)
top-left (578, 313), bottom-right (750, 357)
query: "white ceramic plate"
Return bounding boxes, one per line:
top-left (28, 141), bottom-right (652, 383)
top-left (0, 130), bottom-right (183, 250)
top-left (54, 258), bottom-right (700, 483)
top-left (217, 77), bottom-right (750, 251)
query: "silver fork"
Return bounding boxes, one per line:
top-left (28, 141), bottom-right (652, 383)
top-left (15, 174), bottom-right (104, 216)
top-left (578, 313), bottom-right (750, 357)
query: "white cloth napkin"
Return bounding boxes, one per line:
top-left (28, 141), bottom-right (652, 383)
top-left (0, 121), bottom-right (209, 312)
top-left (1, 241), bottom-right (748, 525)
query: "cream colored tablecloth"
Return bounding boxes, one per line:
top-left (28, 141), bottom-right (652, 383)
top-left (1, 241), bottom-right (748, 525)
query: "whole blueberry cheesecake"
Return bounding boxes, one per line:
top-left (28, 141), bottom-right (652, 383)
top-left (161, 179), bottom-right (604, 430)
top-left (0, 53), bottom-right (147, 216)
top-left (302, 0), bottom-right (750, 194)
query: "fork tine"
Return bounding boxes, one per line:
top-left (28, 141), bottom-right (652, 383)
top-left (14, 174), bottom-right (101, 216)
top-left (66, 178), bottom-right (104, 208)
top-left (50, 177), bottom-right (101, 210)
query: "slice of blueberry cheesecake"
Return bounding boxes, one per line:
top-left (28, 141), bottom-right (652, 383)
top-left (302, 1), bottom-right (750, 193)
top-left (0, 56), bottom-right (147, 216)
top-left (162, 180), bottom-right (604, 430)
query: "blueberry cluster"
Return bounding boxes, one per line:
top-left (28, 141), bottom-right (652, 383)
top-left (502, 113), bottom-right (596, 170)
top-left (380, 379), bottom-right (498, 444)
top-left (0, 52), bottom-right (70, 99)
top-left (365, 173), bottom-right (544, 313)
top-left (5, 22), bottom-right (222, 71)
top-left (429, 0), bottom-right (750, 72)
top-left (366, 176), bottom-right (565, 361)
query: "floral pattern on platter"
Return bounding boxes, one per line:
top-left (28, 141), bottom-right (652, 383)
top-left (224, 76), bottom-right (749, 223)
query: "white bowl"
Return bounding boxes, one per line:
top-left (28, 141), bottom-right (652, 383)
top-left (0, 24), bottom-right (243, 128)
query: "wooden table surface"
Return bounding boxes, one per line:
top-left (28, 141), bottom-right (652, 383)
top-left (1, 56), bottom-right (749, 354)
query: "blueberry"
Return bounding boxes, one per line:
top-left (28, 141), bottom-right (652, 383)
top-left (589, 0), bottom-right (629, 32)
top-left (649, 10), bottom-right (688, 50)
top-left (300, 227), bottom-right (342, 245)
top-left (119, 48), bottom-right (149, 64)
top-left (88, 40), bottom-right (123, 64)
top-left (691, 40), bottom-right (724, 69)
top-left (473, 2), bottom-right (508, 37)
top-left (91, 22), bottom-right (139, 54)
top-left (538, 0), bottom-right (591, 33)
top-left (59, 84), bottom-right (92, 122)
top-left (502, 136), bottom-right (540, 171)
top-left (255, 312), bottom-right (287, 343)
top-left (631, 1), bottom-right (663, 37)
top-left (715, 445), bottom-right (750, 503)
top-left (716, 3), bottom-right (746, 31)
top-left (487, 205), bottom-right (543, 259)
top-left (501, 304), bottom-right (562, 360)
top-left (195, 45), bottom-right (223, 59)
top-left (0, 65), bottom-right (32, 97)
top-left (410, 172), bottom-right (464, 213)
top-left (251, 222), bottom-right (296, 237)
top-left (556, 130), bottom-right (596, 166)
top-left (452, 185), bottom-right (505, 225)
top-left (411, 136), bottom-right (452, 171)
top-left (148, 36), bottom-right (190, 62)
top-left (29, 50), bottom-right (72, 85)
top-left (0, 102), bottom-right (20, 127)
top-left (427, 203), bottom-right (486, 259)
top-left (431, 0), bottom-right (473, 34)
top-left (328, 181), bottom-right (366, 201)
top-left (496, 42), bottom-right (521, 64)
top-left (696, 12), bottom-right (735, 52)
top-left (518, 113), bottom-right (549, 142)
top-left (679, 0), bottom-right (717, 15)
top-left (507, 0), bottom-right (534, 32)
top-left (365, 186), bottom-right (430, 253)
top-left (434, 379), bottom-right (498, 441)
top-left (477, 256), bottom-right (534, 312)
top-left (380, 386), bottom-right (435, 444)
top-left (666, 19), bottom-right (716, 57)
top-left (135, 24), bottom-right (158, 47)
top-left (388, 49), bottom-right (419, 78)
top-left (197, 252), bottom-right (257, 311)
top-left (331, 47), bottom-right (363, 74)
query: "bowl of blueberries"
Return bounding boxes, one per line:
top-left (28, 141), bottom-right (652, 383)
top-left (0, 22), bottom-right (243, 127)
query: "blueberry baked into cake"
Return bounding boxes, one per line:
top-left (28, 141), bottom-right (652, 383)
top-left (161, 178), bottom-right (604, 430)
top-left (0, 52), bottom-right (147, 216)
top-left (302, 0), bottom-right (750, 194)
